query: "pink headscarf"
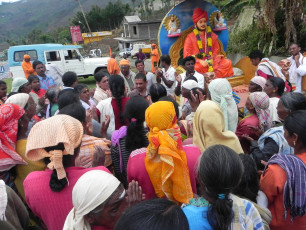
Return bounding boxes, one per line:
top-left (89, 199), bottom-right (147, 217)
top-left (249, 92), bottom-right (272, 131)
top-left (250, 76), bottom-right (266, 91)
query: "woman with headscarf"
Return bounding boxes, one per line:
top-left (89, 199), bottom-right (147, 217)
top-left (193, 100), bottom-right (243, 153)
top-left (127, 101), bottom-right (201, 203)
top-left (249, 76), bottom-right (267, 93)
top-left (4, 93), bottom-right (44, 199)
top-left (63, 170), bottom-right (143, 230)
top-left (23, 115), bottom-right (110, 230)
top-left (0, 104), bottom-right (27, 187)
top-left (208, 78), bottom-right (238, 132)
top-left (260, 110), bottom-right (306, 230)
top-left (248, 92), bottom-right (306, 170)
top-left (236, 92), bottom-right (272, 153)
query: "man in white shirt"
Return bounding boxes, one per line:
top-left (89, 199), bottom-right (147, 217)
top-left (287, 43), bottom-right (303, 84)
top-left (119, 59), bottom-right (136, 93)
top-left (156, 55), bottom-right (176, 97)
top-left (135, 59), bottom-right (155, 92)
top-left (175, 56), bottom-right (204, 97)
top-left (45, 63), bottom-right (64, 87)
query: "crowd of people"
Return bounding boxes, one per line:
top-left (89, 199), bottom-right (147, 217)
top-left (1, 8), bottom-right (306, 229)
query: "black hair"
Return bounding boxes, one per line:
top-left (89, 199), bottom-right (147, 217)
top-left (124, 96), bottom-right (149, 152)
top-left (135, 59), bottom-right (144, 67)
top-left (0, 80), bottom-right (6, 86)
top-left (115, 198), bottom-right (189, 230)
top-left (135, 73), bottom-right (147, 81)
top-left (62, 71), bottom-right (78, 87)
top-left (284, 110), bottom-right (306, 147)
top-left (32, 60), bottom-right (43, 70)
top-left (44, 143), bottom-right (79, 192)
top-left (94, 70), bottom-right (107, 83)
top-left (18, 83), bottom-right (29, 93)
top-left (57, 89), bottom-right (81, 110)
top-left (232, 154), bottom-right (259, 203)
top-left (268, 77), bottom-right (285, 96)
top-left (109, 75), bottom-right (125, 125)
top-left (290, 43), bottom-right (301, 48)
top-left (7, 92), bottom-right (18, 98)
top-left (74, 83), bottom-right (88, 95)
top-left (279, 92), bottom-right (306, 112)
top-left (46, 87), bottom-right (61, 104)
top-left (59, 103), bottom-right (86, 123)
top-left (182, 56), bottom-right (196, 66)
top-left (248, 50), bottom-right (264, 60)
top-left (159, 96), bottom-right (180, 119)
top-left (28, 74), bottom-right (39, 84)
top-left (188, 87), bottom-right (206, 101)
top-left (150, 83), bottom-right (167, 103)
top-left (198, 145), bottom-right (243, 230)
top-left (160, 55), bottom-right (171, 66)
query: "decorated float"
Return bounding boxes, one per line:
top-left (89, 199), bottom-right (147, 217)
top-left (157, 0), bottom-right (256, 88)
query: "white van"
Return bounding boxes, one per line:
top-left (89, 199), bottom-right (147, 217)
top-left (8, 44), bottom-right (109, 78)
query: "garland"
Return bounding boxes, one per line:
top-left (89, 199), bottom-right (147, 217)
top-left (193, 25), bottom-right (214, 72)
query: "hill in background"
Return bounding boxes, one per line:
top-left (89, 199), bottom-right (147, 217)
top-left (0, 0), bottom-right (137, 42)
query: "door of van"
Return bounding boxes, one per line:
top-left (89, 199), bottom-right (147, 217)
top-left (63, 49), bottom-right (85, 74)
top-left (44, 50), bottom-right (65, 73)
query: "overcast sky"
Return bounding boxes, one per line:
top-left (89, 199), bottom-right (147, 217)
top-left (0, 0), bottom-right (21, 5)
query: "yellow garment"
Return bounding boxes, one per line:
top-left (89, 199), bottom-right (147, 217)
top-left (15, 139), bottom-right (46, 200)
top-left (193, 100), bottom-right (243, 153)
top-left (145, 101), bottom-right (193, 204)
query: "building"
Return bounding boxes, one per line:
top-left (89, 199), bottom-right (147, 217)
top-left (114, 15), bottom-right (161, 51)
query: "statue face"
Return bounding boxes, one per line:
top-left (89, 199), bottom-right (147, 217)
top-left (170, 16), bottom-right (174, 21)
top-left (196, 18), bottom-right (207, 31)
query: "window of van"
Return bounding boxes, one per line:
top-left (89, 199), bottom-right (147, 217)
top-left (45, 51), bottom-right (61, 62)
top-left (64, 50), bottom-right (79, 60)
top-left (14, 50), bottom-right (37, 62)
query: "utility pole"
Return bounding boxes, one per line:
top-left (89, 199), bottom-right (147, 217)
top-left (76, 0), bottom-right (94, 44)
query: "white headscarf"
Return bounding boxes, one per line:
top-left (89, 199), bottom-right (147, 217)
top-left (5, 93), bottom-right (29, 109)
top-left (208, 79), bottom-right (238, 132)
top-left (63, 170), bottom-right (121, 230)
top-left (0, 180), bottom-right (7, 221)
top-left (182, 79), bottom-right (199, 90)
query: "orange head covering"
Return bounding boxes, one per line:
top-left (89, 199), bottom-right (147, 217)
top-left (151, 44), bottom-right (157, 48)
top-left (23, 54), bottom-right (30, 59)
top-left (192, 8), bottom-right (208, 24)
top-left (145, 101), bottom-right (193, 204)
top-left (119, 59), bottom-right (130, 66)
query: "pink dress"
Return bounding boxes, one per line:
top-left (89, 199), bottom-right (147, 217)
top-left (127, 145), bottom-right (201, 200)
top-left (24, 166), bottom-right (110, 230)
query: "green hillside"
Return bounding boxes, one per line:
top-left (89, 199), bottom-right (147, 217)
top-left (0, 0), bottom-right (135, 42)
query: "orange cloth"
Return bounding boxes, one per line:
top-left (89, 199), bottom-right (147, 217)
top-left (107, 58), bottom-right (120, 75)
top-left (183, 30), bottom-right (233, 78)
top-left (151, 48), bottom-right (159, 72)
top-left (192, 8), bottom-right (208, 24)
top-left (21, 61), bottom-right (35, 79)
top-left (260, 153), bottom-right (306, 230)
top-left (119, 59), bottom-right (130, 66)
top-left (145, 101), bottom-right (193, 204)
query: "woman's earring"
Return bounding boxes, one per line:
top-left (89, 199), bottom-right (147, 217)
top-left (293, 141), bottom-right (296, 146)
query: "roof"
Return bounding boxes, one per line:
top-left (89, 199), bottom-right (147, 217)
top-left (124, 15), bottom-right (141, 23)
top-left (8, 44), bottom-right (82, 52)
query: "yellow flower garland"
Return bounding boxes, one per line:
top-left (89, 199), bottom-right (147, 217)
top-left (192, 25), bottom-right (214, 72)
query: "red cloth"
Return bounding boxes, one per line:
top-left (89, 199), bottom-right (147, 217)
top-left (0, 104), bottom-right (25, 171)
top-left (111, 97), bottom-right (129, 130)
top-left (235, 114), bottom-right (260, 154)
top-left (31, 89), bottom-right (46, 98)
top-left (183, 31), bottom-right (233, 78)
top-left (127, 145), bottom-right (201, 200)
top-left (192, 8), bottom-right (208, 24)
top-left (260, 153), bottom-right (306, 230)
top-left (24, 166), bottom-right (110, 230)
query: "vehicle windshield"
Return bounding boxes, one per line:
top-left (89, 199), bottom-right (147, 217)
top-left (78, 48), bottom-right (87, 58)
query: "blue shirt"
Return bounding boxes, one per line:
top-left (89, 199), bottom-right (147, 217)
top-left (37, 75), bottom-right (56, 90)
